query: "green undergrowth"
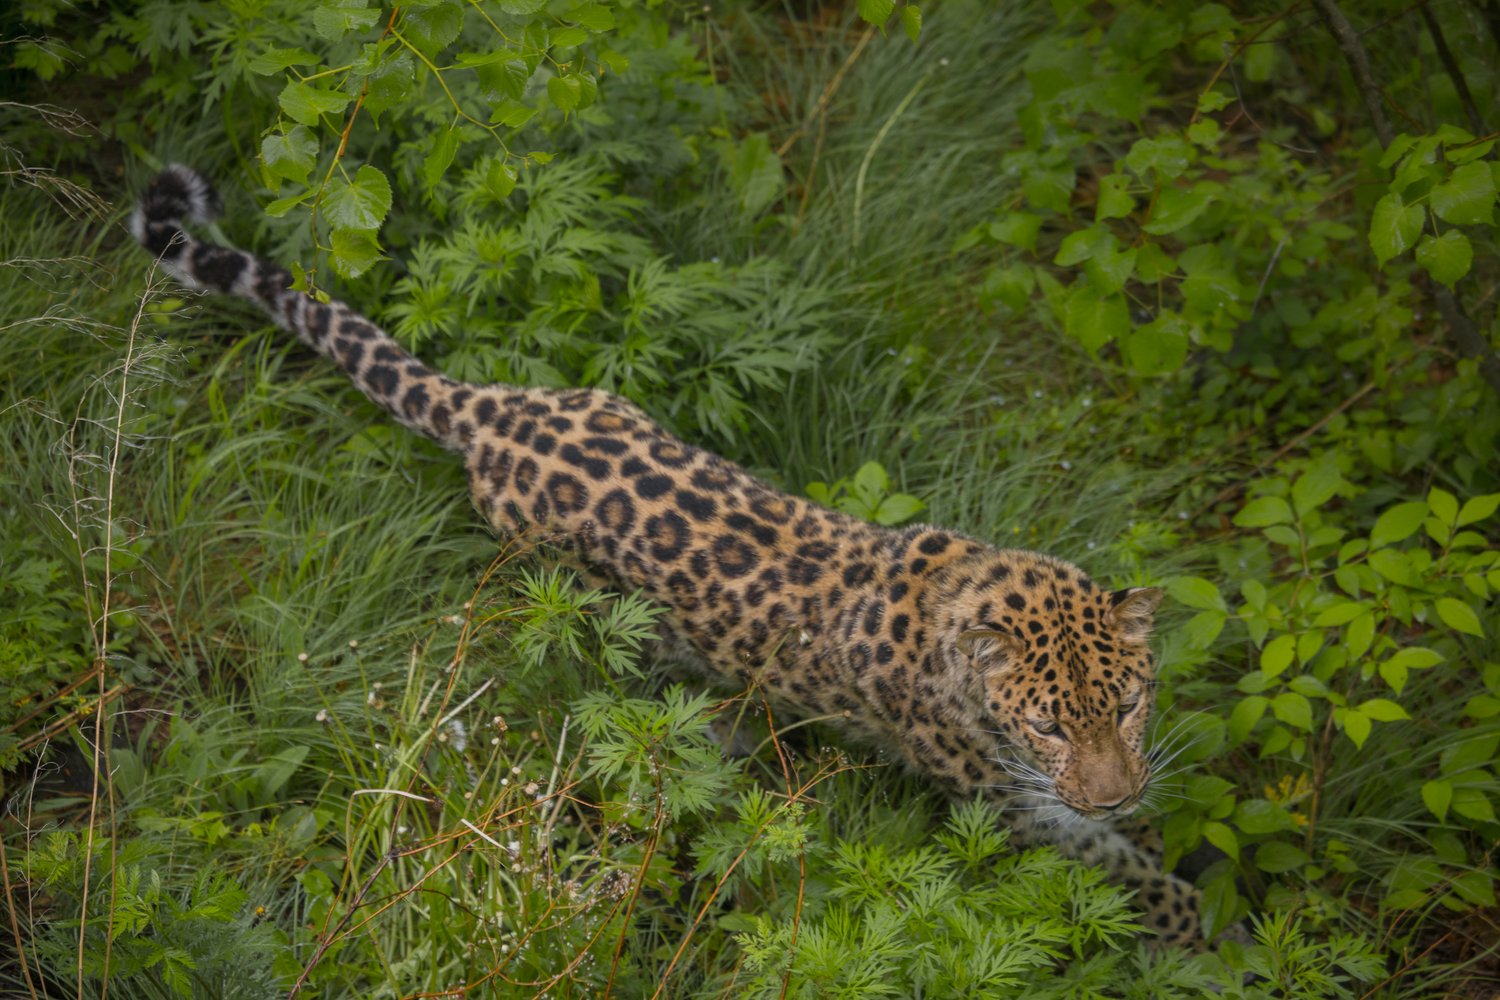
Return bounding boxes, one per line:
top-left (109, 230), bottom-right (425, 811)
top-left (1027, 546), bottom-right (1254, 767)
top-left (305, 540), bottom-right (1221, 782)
top-left (3, 0), bottom-right (1499, 996)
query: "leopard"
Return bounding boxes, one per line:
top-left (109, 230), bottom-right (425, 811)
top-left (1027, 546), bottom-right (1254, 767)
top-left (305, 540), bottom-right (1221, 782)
top-left (132, 164), bottom-right (1222, 947)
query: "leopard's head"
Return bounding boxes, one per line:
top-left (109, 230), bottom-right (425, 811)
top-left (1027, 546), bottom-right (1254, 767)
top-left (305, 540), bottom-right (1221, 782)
top-left (943, 551), bottom-right (1162, 820)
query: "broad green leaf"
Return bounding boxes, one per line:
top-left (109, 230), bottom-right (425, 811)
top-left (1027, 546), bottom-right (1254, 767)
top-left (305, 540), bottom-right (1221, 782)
top-left (1271, 691), bottom-right (1312, 730)
top-left (1022, 165), bottom-right (1075, 213)
top-left (569, 3), bottom-right (615, 31)
top-left (1186, 118), bottom-right (1220, 147)
top-left (1415, 231), bottom-right (1472, 288)
top-left (486, 160), bottom-right (518, 200)
top-left (1234, 798), bottom-right (1296, 835)
top-left (1202, 821), bottom-right (1239, 859)
top-left (1234, 496), bottom-right (1292, 528)
top-left (1228, 695), bottom-right (1268, 743)
top-left (1143, 185), bottom-right (1212, 235)
top-left (1435, 597), bottom-right (1484, 637)
top-left (404, 2), bottom-right (464, 55)
top-left (1084, 247), bottom-right (1137, 296)
top-left (423, 128), bottom-right (460, 191)
top-left (551, 26), bottom-right (589, 49)
top-left (1357, 698), bottom-right (1409, 722)
top-left (1385, 647), bottom-right (1443, 671)
top-left (1255, 841), bottom-right (1310, 873)
top-left (1367, 192), bottom-right (1424, 266)
top-left (261, 126), bottom-right (318, 185)
top-left (1063, 288), bottom-right (1128, 352)
top-left (1457, 492), bottom-right (1500, 526)
top-left (1452, 787), bottom-right (1497, 823)
top-left (324, 164), bottom-right (392, 231)
top-left (1370, 500), bottom-right (1428, 547)
top-left (856, 0), bottom-right (896, 25)
top-left (330, 228), bottom-right (384, 279)
top-left (279, 80), bottom-right (351, 126)
top-left (988, 213), bottom-right (1042, 251)
top-left (1124, 135), bottom-right (1192, 180)
top-left (1096, 173), bottom-right (1135, 221)
top-left (1292, 453), bottom-right (1342, 516)
top-left (1344, 611), bottom-right (1374, 659)
top-left (1422, 780), bottom-right (1452, 821)
top-left (1430, 161), bottom-right (1497, 225)
top-left (901, 4), bottom-right (922, 42)
top-left (1055, 226), bottom-right (1111, 266)
top-left (1313, 602), bottom-right (1364, 627)
top-left (548, 74), bottom-right (582, 112)
top-left (1167, 576), bottom-right (1225, 611)
top-left (314, 0), bottom-right (380, 40)
top-left (1342, 709), bottom-right (1371, 748)
top-left (361, 49), bottom-right (415, 118)
top-left (1441, 733), bottom-right (1499, 774)
top-left (727, 133), bottom-right (784, 216)
top-left (1125, 314), bottom-right (1189, 374)
top-left (981, 263), bottom-right (1035, 313)
top-left (1260, 634), bottom-right (1295, 679)
top-left (249, 47), bottom-right (320, 75)
top-left (1428, 487), bottom-right (1459, 527)
top-left (491, 99), bottom-right (537, 127)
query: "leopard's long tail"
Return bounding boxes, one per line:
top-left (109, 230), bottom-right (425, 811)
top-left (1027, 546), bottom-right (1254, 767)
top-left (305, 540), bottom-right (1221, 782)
top-left (132, 165), bottom-right (477, 453)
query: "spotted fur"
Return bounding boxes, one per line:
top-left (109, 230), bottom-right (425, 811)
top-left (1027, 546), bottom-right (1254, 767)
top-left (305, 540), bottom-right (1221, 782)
top-left (134, 165), bottom-right (1219, 945)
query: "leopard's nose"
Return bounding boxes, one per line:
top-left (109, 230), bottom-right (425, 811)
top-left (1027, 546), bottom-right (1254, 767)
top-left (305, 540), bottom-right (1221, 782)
top-left (1091, 795), bottom-right (1129, 811)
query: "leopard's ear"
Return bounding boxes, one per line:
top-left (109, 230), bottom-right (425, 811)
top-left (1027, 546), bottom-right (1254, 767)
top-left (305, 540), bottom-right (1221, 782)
top-left (1107, 587), bottom-right (1163, 642)
top-left (956, 629), bottom-right (1025, 670)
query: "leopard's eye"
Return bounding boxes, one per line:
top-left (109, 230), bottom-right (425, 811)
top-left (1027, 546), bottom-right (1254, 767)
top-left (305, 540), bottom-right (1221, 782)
top-left (1118, 695), bottom-right (1141, 719)
top-left (1030, 718), bottom-right (1062, 738)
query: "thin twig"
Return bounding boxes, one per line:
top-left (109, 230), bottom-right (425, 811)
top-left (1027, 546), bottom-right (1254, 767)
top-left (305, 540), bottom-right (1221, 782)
top-left (1420, 3), bottom-right (1485, 133)
top-left (1312, 0), bottom-right (1500, 395)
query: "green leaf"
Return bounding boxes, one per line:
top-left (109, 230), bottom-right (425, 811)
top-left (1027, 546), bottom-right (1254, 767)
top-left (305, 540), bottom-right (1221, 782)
top-left (1167, 576), bottom-right (1225, 611)
top-left (1428, 487), bottom-right (1459, 527)
top-left (1234, 798), bottom-right (1296, 835)
top-left (1234, 496), bottom-right (1293, 528)
top-left (249, 47), bottom-right (320, 75)
top-left (1457, 493), bottom-right (1500, 527)
top-left (313, 0), bottom-right (380, 41)
top-left (988, 213), bottom-right (1042, 251)
top-left (1084, 248), bottom-right (1137, 296)
top-left (548, 74), bottom-right (582, 112)
top-left (1124, 314), bottom-right (1189, 374)
top-left (1124, 135), bottom-right (1192, 180)
top-left (1095, 173), bottom-right (1135, 221)
top-left (901, 4), bottom-right (922, 42)
top-left (1430, 161), bottom-right (1497, 225)
top-left (1063, 288), bottom-right (1129, 352)
top-left (1054, 226), bottom-right (1110, 266)
top-left (404, 2), bottom-right (464, 55)
top-left (856, 0), bottom-right (896, 25)
top-left (1342, 709), bottom-right (1371, 748)
top-left (1344, 611), bottom-right (1375, 659)
top-left (1292, 453), bottom-right (1342, 516)
top-left (484, 159), bottom-right (517, 200)
top-left (1452, 787), bottom-right (1496, 823)
top-left (261, 126), bottom-right (318, 185)
top-left (1368, 192), bottom-right (1425, 266)
top-left (1202, 821), bottom-right (1239, 859)
top-left (1186, 118), bottom-right (1221, 147)
top-left (1143, 185), bottom-right (1212, 235)
top-left (569, 3), bottom-right (615, 31)
top-left (1255, 841), bottom-right (1310, 873)
top-left (1435, 597), bottom-right (1484, 637)
top-left (423, 129), bottom-right (460, 191)
top-left (1422, 780), bottom-right (1452, 821)
top-left (324, 164), bottom-right (392, 232)
top-left (1370, 500), bottom-right (1428, 547)
top-left (1415, 231), bottom-right (1473, 288)
top-left (1385, 647), bottom-right (1443, 671)
top-left (1313, 602), bottom-right (1364, 627)
top-left (491, 99), bottom-right (537, 127)
top-left (726, 133), bottom-right (784, 216)
top-left (279, 80), bottom-right (351, 126)
top-left (330, 228), bottom-right (384, 279)
top-left (1271, 691), bottom-right (1313, 730)
top-left (1260, 634), bottom-right (1296, 679)
top-left (1229, 695), bottom-right (1269, 743)
top-left (1357, 698), bottom-right (1409, 722)
top-left (551, 26), bottom-right (589, 49)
